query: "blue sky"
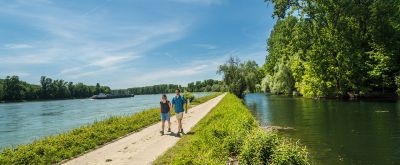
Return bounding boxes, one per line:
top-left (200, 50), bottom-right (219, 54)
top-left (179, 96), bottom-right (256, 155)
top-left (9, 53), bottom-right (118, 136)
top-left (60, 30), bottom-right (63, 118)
top-left (0, 0), bottom-right (275, 89)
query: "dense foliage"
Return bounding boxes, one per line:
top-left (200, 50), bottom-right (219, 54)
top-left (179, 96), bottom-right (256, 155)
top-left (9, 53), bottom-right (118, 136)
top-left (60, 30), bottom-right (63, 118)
top-left (263, 0), bottom-right (400, 98)
top-left (0, 93), bottom-right (222, 164)
top-left (218, 57), bottom-right (263, 97)
top-left (154, 93), bottom-right (309, 164)
top-left (0, 76), bottom-right (110, 101)
top-left (187, 79), bottom-right (226, 92)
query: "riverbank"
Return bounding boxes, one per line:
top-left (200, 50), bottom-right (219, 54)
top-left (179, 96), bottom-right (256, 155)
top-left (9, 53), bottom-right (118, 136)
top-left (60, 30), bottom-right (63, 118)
top-left (154, 93), bottom-right (309, 164)
top-left (0, 93), bottom-right (222, 164)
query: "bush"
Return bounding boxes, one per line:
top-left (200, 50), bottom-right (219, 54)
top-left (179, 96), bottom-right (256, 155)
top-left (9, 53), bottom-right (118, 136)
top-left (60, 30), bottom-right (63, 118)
top-left (239, 129), bottom-right (279, 164)
top-left (269, 139), bottom-right (309, 165)
top-left (239, 129), bottom-right (309, 165)
top-left (183, 91), bottom-right (195, 102)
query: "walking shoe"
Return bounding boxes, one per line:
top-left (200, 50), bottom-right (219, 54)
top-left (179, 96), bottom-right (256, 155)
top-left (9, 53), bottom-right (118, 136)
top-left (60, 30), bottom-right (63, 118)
top-left (160, 130), bottom-right (164, 135)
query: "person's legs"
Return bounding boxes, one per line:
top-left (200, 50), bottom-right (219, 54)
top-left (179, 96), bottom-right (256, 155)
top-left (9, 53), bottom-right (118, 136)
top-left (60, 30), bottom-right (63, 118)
top-left (178, 119), bottom-right (183, 133)
top-left (180, 113), bottom-right (184, 133)
top-left (176, 112), bottom-right (183, 133)
top-left (168, 119), bottom-right (171, 132)
top-left (161, 113), bottom-right (168, 135)
top-left (177, 119), bottom-right (181, 132)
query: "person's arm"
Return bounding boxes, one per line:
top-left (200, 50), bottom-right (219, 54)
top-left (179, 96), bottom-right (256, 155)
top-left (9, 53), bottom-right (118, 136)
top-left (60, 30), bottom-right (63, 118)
top-left (160, 102), bottom-right (162, 114)
top-left (171, 98), bottom-right (174, 112)
top-left (184, 98), bottom-right (188, 114)
top-left (169, 102), bottom-right (172, 115)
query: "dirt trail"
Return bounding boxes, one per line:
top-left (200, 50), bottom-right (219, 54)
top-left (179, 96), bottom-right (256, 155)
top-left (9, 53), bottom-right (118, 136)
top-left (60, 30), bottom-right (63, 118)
top-left (63, 93), bottom-right (226, 165)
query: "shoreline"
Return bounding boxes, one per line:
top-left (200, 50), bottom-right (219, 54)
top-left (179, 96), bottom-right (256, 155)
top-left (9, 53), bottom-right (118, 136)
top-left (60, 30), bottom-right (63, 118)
top-left (263, 92), bottom-right (399, 101)
top-left (0, 92), bottom-right (214, 104)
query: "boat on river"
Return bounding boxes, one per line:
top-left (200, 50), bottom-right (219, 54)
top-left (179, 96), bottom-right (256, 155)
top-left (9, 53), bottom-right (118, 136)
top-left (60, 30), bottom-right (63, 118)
top-left (90, 93), bottom-right (135, 99)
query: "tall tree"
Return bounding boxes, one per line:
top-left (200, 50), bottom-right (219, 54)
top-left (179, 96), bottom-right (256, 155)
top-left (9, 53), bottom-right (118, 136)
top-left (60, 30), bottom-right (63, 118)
top-left (95, 83), bottom-right (101, 95)
top-left (218, 57), bottom-right (247, 98)
top-left (3, 76), bottom-right (24, 100)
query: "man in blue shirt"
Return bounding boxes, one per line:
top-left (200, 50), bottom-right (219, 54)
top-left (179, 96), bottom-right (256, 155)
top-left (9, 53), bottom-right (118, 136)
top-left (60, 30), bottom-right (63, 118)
top-left (172, 88), bottom-right (187, 134)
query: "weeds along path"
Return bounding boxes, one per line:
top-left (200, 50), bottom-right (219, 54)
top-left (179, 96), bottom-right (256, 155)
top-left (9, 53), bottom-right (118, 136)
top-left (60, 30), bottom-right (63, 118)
top-left (63, 93), bottom-right (226, 165)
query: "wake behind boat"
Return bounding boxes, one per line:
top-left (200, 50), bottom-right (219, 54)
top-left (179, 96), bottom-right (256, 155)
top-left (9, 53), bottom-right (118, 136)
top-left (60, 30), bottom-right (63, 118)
top-left (90, 93), bottom-right (135, 99)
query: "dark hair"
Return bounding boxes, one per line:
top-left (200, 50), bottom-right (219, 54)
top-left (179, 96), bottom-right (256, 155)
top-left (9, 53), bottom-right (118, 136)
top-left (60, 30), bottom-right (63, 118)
top-left (162, 94), bottom-right (167, 98)
top-left (176, 88), bottom-right (180, 93)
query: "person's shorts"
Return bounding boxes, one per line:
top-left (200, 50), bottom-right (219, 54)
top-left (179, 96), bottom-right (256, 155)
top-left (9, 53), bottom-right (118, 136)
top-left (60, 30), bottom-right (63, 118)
top-left (176, 112), bottom-right (184, 120)
top-left (161, 113), bottom-right (170, 121)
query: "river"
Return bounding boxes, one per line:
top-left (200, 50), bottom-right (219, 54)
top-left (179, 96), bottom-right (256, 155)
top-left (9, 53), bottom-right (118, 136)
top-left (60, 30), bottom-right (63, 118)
top-left (0, 92), bottom-right (212, 150)
top-left (244, 93), bottom-right (400, 165)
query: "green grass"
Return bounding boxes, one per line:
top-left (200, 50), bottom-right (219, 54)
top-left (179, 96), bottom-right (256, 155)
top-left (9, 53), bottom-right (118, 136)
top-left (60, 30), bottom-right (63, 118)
top-left (154, 93), bottom-right (310, 165)
top-left (0, 93), bottom-right (222, 165)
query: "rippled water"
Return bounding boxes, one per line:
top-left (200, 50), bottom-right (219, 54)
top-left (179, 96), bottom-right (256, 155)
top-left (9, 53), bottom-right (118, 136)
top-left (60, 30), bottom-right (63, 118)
top-left (0, 92), bottom-right (211, 149)
top-left (244, 93), bottom-right (400, 165)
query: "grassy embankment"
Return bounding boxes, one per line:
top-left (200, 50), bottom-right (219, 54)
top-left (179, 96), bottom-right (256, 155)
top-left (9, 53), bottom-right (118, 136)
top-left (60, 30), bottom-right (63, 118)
top-left (154, 93), bottom-right (309, 165)
top-left (0, 92), bottom-right (222, 164)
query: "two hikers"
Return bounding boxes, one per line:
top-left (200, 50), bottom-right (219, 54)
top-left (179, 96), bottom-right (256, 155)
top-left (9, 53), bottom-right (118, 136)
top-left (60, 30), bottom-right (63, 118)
top-left (159, 88), bottom-right (187, 135)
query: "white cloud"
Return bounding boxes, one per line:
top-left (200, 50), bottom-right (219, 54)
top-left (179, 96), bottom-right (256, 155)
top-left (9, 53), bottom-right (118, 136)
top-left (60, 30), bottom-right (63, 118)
top-left (90, 55), bottom-right (135, 67)
top-left (123, 63), bottom-right (211, 86)
top-left (4, 44), bottom-right (33, 49)
top-left (63, 66), bottom-right (121, 80)
top-left (0, 53), bottom-right (55, 64)
top-left (193, 43), bottom-right (217, 50)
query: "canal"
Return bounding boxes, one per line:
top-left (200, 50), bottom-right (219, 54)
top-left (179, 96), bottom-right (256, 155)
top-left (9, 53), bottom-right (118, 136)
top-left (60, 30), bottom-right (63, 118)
top-left (244, 93), bottom-right (400, 165)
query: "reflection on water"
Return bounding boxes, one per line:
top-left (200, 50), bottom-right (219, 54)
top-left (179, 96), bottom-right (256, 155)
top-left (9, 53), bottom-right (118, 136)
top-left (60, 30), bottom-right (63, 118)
top-left (244, 93), bottom-right (400, 165)
top-left (0, 92), bottom-right (211, 149)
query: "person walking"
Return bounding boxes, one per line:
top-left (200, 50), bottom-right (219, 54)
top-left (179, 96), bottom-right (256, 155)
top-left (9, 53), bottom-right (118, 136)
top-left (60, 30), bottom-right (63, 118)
top-left (160, 94), bottom-right (172, 135)
top-left (171, 88), bottom-right (187, 134)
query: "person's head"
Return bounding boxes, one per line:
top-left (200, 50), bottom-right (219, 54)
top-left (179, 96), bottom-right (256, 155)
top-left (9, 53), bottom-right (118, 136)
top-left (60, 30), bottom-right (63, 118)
top-left (175, 88), bottom-right (181, 96)
top-left (162, 94), bottom-right (167, 100)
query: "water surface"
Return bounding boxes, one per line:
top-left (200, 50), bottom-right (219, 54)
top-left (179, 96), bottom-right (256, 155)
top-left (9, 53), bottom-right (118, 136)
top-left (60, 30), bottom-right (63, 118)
top-left (244, 93), bottom-right (400, 165)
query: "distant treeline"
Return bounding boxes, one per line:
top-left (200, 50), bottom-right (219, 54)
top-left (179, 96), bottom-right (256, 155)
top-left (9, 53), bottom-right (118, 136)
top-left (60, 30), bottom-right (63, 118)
top-left (112, 79), bottom-right (226, 95)
top-left (187, 79), bottom-right (226, 92)
top-left (0, 76), bottom-right (111, 102)
top-left (112, 84), bottom-right (184, 95)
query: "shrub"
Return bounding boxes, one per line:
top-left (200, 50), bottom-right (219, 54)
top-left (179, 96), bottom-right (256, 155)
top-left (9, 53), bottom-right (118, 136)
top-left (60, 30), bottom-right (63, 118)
top-left (239, 129), bottom-right (309, 165)
top-left (269, 139), bottom-right (309, 165)
top-left (183, 91), bottom-right (195, 102)
top-left (239, 129), bottom-right (279, 164)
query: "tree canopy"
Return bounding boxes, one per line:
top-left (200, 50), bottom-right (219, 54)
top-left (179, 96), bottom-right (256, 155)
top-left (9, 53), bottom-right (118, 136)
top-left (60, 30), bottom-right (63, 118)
top-left (218, 57), bottom-right (263, 97)
top-left (263, 0), bottom-right (400, 98)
